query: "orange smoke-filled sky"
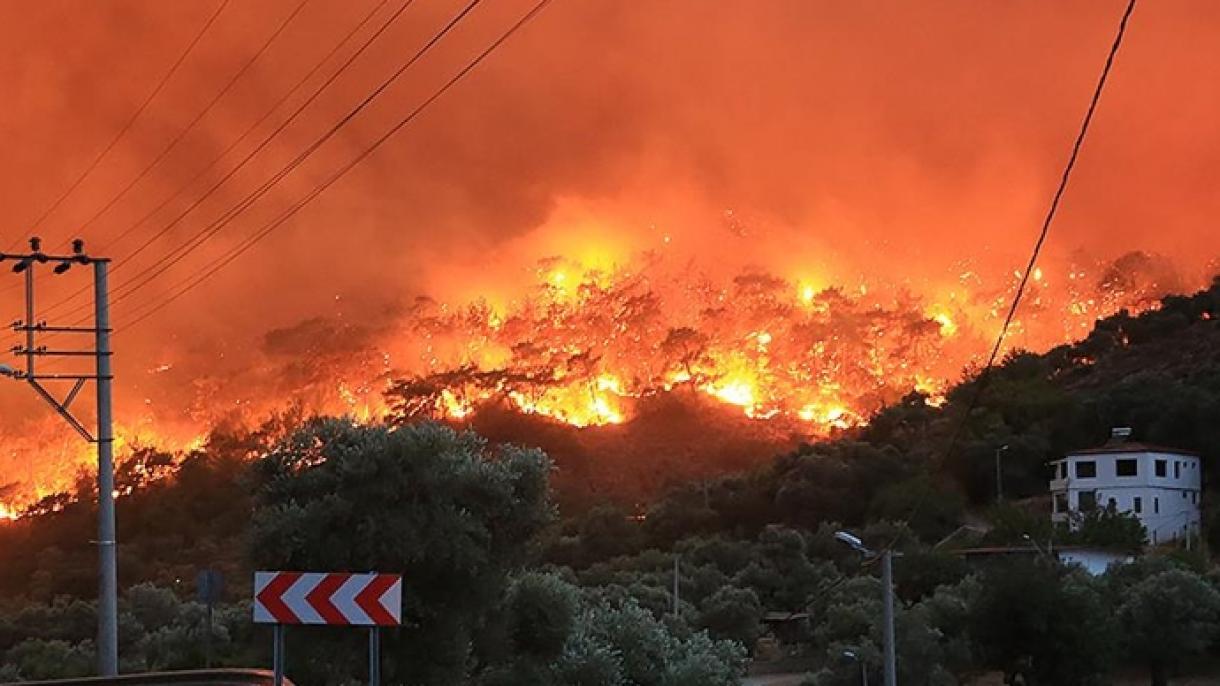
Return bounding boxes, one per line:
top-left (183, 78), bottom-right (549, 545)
top-left (0, 0), bottom-right (1217, 434)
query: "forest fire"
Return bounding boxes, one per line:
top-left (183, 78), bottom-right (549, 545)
top-left (0, 239), bottom-right (1206, 517)
top-left (2, 1), bottom-right (1219, 517)
top-left (383, 249), bottom-right (1197, 433)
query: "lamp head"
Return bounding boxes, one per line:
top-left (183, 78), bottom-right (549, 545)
top-left (834, 530), bottom-right (870, 554)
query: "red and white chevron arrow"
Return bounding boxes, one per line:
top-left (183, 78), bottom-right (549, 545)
top-left (254, 572), bottom-right (402, 626)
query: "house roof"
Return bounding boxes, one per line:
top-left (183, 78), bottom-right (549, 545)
top-left (954, 545), bottom-right (1130, 556)
top-left (953, 546), bottom-right (1041, 555)
top-left (762, 611), bottom-right (810, 623)
top-left (1066, 442), bottom-right (1201, 458)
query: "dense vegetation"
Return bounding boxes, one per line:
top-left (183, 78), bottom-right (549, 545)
top-left (0, 277), bottom-right (1217, 684)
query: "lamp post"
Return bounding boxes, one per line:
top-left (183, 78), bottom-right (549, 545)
top-left (835, 531), bottom-right (896, 686)
top-left (843, 648), bottom-right (868, 686)
top-left (1021, 533), bottom-right (1054, 563)
top-left (995, 444), bottom-right (1009, 503)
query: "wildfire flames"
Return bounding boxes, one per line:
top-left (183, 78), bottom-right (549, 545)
top-left (383, 248), bottom-right (1196, 433)
top-left (4, 1), bottom-right (1220, 515)
top-left (0, 241), bottom-right (1202, 515)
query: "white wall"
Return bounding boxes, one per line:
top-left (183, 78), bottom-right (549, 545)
top-left (1048, 450), bottom-right (1201, 544)
top-left (1057, 549), bottom-right (1133, 576)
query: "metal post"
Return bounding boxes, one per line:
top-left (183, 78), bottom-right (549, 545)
top-left (23, 266), bottom-right (34, 379)
top-left (369, 627), bottom-right (381, 686)
top-left (204, 602), bottom-right (214, 668)
top-left (994, 446), bottom-right (1007, 503)
top-left (881, 550), bottom-right (896, 686)
top-left (672, 555), bottom-right (680, 616)
top-left (273, 625), bottom-right (284, 686)
top-left (94, 260), bottom-right (118, 677)
top-left (862, 660), bottom-right (869, 686)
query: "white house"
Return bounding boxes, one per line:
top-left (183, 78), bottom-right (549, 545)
top-left (1048, 429), bottom-right (1202, 546)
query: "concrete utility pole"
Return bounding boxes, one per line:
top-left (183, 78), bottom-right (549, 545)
top-left (835, 531), bottom-right (898, 686)
top-left (0, 238), bottom-right (118, 676)
top-left (880, 550), bottom-right (896, 686)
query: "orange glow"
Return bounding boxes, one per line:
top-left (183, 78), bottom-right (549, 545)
top-left (0, 248), bottom-right (1200, 511)
top-left (0, 1), bottom-right (1217, 510)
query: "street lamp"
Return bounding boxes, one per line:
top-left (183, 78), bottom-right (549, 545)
top-left (835, 531), bottom-right (896, 686)
top-left (842, 648), bottom-right (868, 686)
top-left (1021, 533), bottom-right (1053, 563)
top-left (995, 444), bottom-right (1010, 503)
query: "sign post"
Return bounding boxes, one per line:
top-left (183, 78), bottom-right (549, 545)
top-left (196, 569), bottom-right (224, 668)
top-left (254, 572), bottom-right (402, 686)
top-left (369, 627), bottom-right (381, 686)
top-left (272, 625), bottom-right (285, 686)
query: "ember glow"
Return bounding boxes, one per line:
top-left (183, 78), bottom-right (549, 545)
top-left (0, 242), bottom-right (1209, 513)
top-left (2, 1), bottom-right (1220, 512)
top-left (383, 248), bottom-right (1197, 431)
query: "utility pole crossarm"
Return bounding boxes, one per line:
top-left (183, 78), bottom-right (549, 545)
top-left (0, 237), bottom-right (119, 676)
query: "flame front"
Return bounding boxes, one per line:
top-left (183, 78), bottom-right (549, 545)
top-left (0, 246), bottom-right (1202, 516)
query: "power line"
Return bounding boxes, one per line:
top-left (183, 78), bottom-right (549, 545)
top-left (890, 0), bottom-right (1138, 550)
top-left (27, 0), bottom-right (390, 318)
top-left (67, 0), bottom-right (484, 319)
top-left (53, 0), bottom-right (313, 251)
top-left (6, 0), bottom-right (232, 250)
top-left (40, 0), bottom-right (415, 320)
top-left (97, 0), bottom-right (390, 256)
top-left (117, 0), bottom-right (552, 332)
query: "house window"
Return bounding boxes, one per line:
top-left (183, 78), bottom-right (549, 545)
top-left (1175, 462), bottom-right (1181, 479)
top-left (1076, 461), bottom-right (1097, 478)
top-left (1107, 497), bottom-right (1117, 511)
top-left (1134, 497), bottom-right (1142, 514)
top-left (1155, 460), bottom-right (1167, 477)
top-left (1154, 497), bottom-right (1160, 514)
top-left (1058, 463), bottom-right (1067, 479)
top-left (1078, 491), bottom-right (1097, 512)
top-left (1192, 491), bottom-right (1197, 505)
top-left (1116, 459), bottom-right (1138, 477)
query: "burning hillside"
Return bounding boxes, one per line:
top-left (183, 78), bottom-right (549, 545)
top-left (0, 242), bottom-right (1205, 515)
top-left (383, 248), bottom-right (1197, 432)
top-left (3, 1), bottom-right (1220, 514)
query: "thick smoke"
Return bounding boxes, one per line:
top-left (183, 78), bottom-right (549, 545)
top-left (1, 1), bottom-right (1218, 506)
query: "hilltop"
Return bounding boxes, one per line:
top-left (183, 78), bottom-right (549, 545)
top-left (0, 277), bottom-right (1214, 598)
top-left (0, 277), bottom-right (1217, 684)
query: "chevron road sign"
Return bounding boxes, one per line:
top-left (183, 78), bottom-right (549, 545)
top-left (254, 572), bottom-right (402, 626)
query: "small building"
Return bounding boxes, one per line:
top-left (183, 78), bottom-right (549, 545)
top-left (1048, 429), bottom-right (1202, 545)
top-left (1056, 547), bottom-right (1136, 575)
